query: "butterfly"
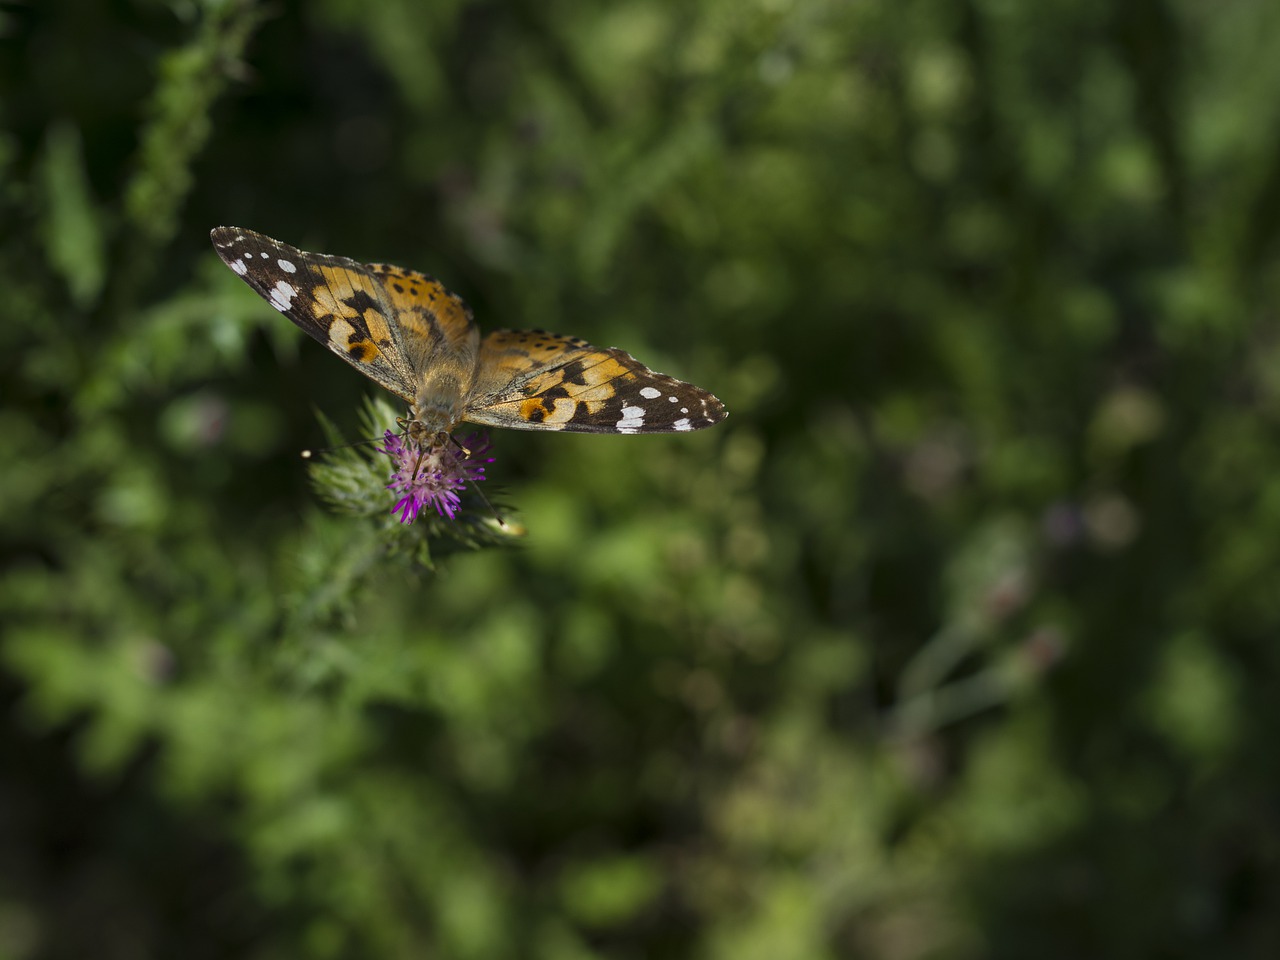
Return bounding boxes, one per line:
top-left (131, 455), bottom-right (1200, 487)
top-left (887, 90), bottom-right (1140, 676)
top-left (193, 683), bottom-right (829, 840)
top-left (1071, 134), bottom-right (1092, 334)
top-left (210, 227), bottom-right (727, 445)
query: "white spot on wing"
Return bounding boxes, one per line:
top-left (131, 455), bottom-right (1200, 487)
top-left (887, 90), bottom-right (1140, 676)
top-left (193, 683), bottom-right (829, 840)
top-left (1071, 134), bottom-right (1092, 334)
top-left (669, 396), bottom-right (679, 402)
top-left (278, 259), bottom-right (297, 273)
top-left (639, 386), bottom-right (662, 400)
top-left (616, 405), bottom-right (646, 431)
top-left (230, 258), bottom-right (248, 275)
top-left (673, 418), bottom-right (692, 431)
top-left (680, 407), bottom-right (689, 414)
top-left (269, 280), bottom-right (297, 312)
top-left (260, 252), bottom-right (269, 258)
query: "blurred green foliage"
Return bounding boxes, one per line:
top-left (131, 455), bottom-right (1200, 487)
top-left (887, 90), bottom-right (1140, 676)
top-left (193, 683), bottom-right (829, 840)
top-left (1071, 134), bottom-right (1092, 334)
top-left (4, 0), bottom-right (1280, 957)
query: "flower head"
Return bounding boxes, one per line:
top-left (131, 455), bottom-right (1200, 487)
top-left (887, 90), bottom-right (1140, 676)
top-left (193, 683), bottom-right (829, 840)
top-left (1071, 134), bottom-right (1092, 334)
top-left (381, 431), bottom-right (494, 524)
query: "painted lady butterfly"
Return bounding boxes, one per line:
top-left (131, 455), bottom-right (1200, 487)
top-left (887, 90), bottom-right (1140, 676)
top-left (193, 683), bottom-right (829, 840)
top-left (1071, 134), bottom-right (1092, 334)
top-left (210, 227), bottom-right (727, 444)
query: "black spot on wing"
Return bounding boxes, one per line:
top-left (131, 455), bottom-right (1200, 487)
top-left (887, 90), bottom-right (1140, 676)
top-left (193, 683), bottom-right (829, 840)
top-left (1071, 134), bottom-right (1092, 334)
top-left (537, 384), bottom-right (572, 403)
top-left (339, 290), bottom-right (382, 343)
top-left (558, 360), bottom-right (589, 386)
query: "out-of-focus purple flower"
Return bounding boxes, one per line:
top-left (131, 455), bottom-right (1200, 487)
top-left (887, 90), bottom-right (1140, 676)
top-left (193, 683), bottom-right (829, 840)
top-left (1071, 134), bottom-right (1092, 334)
top-left (380, 431), bottom-right (493, 524)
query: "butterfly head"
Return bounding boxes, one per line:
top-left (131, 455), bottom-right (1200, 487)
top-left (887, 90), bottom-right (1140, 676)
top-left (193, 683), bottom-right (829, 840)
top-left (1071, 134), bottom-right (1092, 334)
top-left (398, 414), bottom-right (452, 450)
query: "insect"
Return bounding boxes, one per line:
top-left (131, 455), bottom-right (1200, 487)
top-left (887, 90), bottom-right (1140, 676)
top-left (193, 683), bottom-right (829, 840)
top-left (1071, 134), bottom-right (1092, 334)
top-left (210, 227), bottom-right (727, 446)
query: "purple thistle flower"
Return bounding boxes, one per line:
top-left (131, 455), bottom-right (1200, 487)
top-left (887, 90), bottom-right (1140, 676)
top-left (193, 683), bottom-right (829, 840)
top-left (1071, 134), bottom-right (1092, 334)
top-left (380, 431), bottom-right (494, 524)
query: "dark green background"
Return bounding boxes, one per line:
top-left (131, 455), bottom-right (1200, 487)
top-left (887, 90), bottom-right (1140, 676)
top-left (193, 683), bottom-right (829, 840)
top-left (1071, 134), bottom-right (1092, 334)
top-left (5, 0), bottom-right (1280, 956)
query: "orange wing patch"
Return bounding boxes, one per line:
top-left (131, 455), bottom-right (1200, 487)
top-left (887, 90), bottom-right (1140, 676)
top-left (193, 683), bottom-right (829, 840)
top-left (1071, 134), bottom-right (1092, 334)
top-left (311, 265), bottom-right (376, 320)
top-left (370, 265), bottom-right (473, 343)
top-left (478, 329), bottom-right (590, 377)
top-left (467, 330), bottom-right (727, 434)
top-left (307, 265), bottom-right (397, 363)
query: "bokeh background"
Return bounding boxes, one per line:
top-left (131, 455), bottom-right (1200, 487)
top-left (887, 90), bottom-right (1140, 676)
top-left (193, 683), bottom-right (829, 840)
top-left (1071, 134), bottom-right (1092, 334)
top-left (5, 0), bottom-right (1280, 956)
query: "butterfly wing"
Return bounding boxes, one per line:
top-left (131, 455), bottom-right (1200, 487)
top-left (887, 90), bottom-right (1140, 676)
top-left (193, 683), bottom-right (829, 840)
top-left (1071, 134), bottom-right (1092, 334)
top-left (464, 329), bottom-right (727, 433)
top-left (212, 228), bottom-right (723, 435)
top-left (210, 227), bottom-right (478, 406)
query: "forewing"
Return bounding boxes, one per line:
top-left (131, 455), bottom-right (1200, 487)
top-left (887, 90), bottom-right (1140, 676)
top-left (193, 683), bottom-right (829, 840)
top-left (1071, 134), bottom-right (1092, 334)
top-left (212, 226), bottom-right (435, 403)
top-left (466, 329), bottom-right (727, 433)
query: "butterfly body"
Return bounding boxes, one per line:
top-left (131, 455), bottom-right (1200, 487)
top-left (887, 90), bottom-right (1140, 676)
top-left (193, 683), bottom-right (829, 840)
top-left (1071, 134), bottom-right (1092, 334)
top-left (210, 227), bottom-right (727, 441)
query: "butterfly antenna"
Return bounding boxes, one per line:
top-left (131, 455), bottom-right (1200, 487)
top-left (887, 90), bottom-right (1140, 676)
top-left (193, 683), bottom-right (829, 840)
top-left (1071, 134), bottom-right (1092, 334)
top-left (443, 434), bottom-right (504, 526)
top-left (467, 475), bottom-right (507, 528)
top-left (300, 436), bottom-right (390, 459)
